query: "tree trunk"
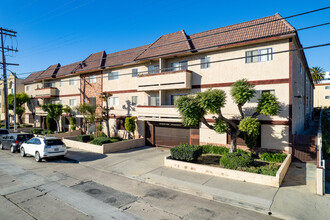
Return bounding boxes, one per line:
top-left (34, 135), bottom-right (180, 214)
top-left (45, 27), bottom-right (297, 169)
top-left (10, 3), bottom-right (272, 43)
top-left (55, 119), bottom-right (60, 133)
top-left (229, 131), bottom-right (238, 153)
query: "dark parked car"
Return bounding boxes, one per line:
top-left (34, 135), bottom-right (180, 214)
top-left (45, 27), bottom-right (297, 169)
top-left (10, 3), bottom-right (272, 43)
top-left (0, 129), bottom-right (9, 143)
top-left (0, 133), bottom-right (34, 153)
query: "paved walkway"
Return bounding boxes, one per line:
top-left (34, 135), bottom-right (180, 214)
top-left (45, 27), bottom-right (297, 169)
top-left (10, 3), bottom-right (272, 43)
top-left (66, 146), bottom-right (330, 220)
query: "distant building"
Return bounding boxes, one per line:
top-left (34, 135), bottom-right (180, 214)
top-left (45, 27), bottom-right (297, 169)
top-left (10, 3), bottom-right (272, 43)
top-left (314, 71), bottom-right (330, 107)
top-left (0, 73), bottom-right (25, 122)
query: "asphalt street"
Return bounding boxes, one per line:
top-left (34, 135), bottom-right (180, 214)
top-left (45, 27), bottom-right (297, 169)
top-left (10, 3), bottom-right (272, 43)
top-left (0, 148), bottom-right (281, 220)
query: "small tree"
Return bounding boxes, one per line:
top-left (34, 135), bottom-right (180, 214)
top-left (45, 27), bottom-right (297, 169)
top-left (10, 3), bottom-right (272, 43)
top-left (125, 117), bottom-right (136, 139)
top-left (176, 79), bottom-right (280, 153)
top-left (41, 104), bottom-right (64, 132)
top-left (310, 66), bottom-right (325, 84)
top-left (70, 117), bottom-right (76, 131)
top-left (8, 93), bottom-right (30, 124)
top-left (76, 103), bottom-right (97, 133)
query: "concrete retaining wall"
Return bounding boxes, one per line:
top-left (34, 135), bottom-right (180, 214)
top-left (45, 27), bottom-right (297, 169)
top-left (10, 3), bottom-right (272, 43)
top-left (62, 137), bottom-right (145, 154)
top-left (164, 154), bottom-right (292, 187)
top-left (103, 138), bottom-right (145, 153)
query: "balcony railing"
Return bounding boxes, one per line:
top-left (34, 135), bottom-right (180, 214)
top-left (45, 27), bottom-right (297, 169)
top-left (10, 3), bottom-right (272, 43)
top-left (137, 69), bottom-right (192, 91)
top-left (136, 105), bottom-right (180, 119)
top-left (34, 87), bottom-right (58, 98)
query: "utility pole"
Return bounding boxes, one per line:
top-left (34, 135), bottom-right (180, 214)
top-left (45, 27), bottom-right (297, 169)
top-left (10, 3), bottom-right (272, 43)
top-left (0, 27), bottom-right (18, 130)
top-left (13, 72), bottom-right (17, 132)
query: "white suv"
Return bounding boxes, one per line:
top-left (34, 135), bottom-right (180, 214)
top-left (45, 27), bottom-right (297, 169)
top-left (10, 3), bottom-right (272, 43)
top-left (20, 137), bottom-right (67, 162)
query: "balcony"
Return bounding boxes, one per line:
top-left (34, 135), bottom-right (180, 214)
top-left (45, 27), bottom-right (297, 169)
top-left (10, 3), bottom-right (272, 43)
top-left (35, 107), bottom-right (47, 116)
top-left (136, 105), bottom-right (180, 120)
top-left (35, 87), bottom-right (58, 98)
top-left (137, 70), bottom-right (192, 91)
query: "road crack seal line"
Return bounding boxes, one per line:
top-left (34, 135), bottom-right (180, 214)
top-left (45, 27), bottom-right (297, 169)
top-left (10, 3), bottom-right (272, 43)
top-left (2, 195), bottom-right (37, 220)
top-left (268, 186), bottom-right (281, 215)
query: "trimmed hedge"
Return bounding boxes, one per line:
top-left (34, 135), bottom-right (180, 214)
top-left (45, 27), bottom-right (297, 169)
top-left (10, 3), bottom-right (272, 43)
top-left (77, 135), bottom-right (91, 143)
top-left (202, 144), bottom-right (229, 155)
top-left (220, 152), bottom-right (253, 170)
top-left (41, 130), bottom-right (53, 135)
top-left (90, 137), bottom-right (112, 146)
top-left (30, 128), bottom-right (43, 134)
top-left (170, 144), bottom-right (203, 162)
top-left (260, 152), bottom-right (287, 163)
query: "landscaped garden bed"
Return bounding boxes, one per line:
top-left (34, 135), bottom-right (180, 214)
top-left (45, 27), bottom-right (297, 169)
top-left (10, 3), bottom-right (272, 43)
top-left (62, 134), bottom-right (145, 154)
top-left (165, 144), bottom-right (291, 187)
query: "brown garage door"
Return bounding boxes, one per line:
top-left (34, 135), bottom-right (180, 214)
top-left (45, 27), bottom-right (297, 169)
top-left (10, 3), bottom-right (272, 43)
top-left (145, 121), bottom-right (199, 147)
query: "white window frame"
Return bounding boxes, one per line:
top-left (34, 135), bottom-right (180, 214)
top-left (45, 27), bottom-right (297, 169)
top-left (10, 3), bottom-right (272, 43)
top-left (59, 81), bottom-right (62, 87)
top-left (132, 96), bottom-right (138, 105)
top-left (109, 97), bottom-right (119, 106)
top-left (148, 65), bottom-right (160, 74)
top-left (49, 82), bottom-right (56, 87)
top-left (89, 75), bottom-right (97, 83)
top-left (148, 95), bottom-right (159, 106)
top-left (69, 79), bottom-right (77, 86)
top-left (325, 86), bottom-right (330, 90)
top-left (26, 86), bottom-right (30, 91)
top-left (325, 96), bottom-right (330, 100)
top-left (245, 48), bottom-right (273, 63)
top-left (200, 57), bottom-right (210, 69)
top-left (69, 99), bottom-right (77, 106)
top-left (108, 71), bottom-right (119, 80)
top-left (132, 68), bottom-right (138, 77)
top-left (171, 61), bottom-right (188, 71)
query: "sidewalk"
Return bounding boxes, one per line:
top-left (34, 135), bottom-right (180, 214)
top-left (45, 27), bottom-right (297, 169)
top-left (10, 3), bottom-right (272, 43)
top-left (66, 146), bottom-right (330, 220)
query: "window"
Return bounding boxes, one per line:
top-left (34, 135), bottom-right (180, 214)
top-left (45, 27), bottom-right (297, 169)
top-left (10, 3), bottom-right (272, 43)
top-left (132, 96), bottom-right (138, 105)
top-left (148, 95), bottom-right (159, 106)
top-left (26, 86), bottom-right (30, 91)
top-left (325, 96), bottom-right (330, 99)
top-left (89, 97), bottom-right (96, 106)
top-left (58, 100), bottom-right (62, 105)
top-left (108, 71), bottom-right (119, 80)
top-left (325, 86), bottom-right (330, 90)
top-left (245, 48), bottom-right (273, 63)
top-left (10, 88), bottom-right (13, 94)
top-left (69, 99), bottom-right (77, 106)
top-left (69, 79), bottom-right (77, 86)
top-left (89, 75), bottom-right (97, 83)
top-left (59, 81), bottom-right (62, 87)
top-left (49, 82), bottom-right (55, 87)
top-left (132, 68), bottom-right (138, 77)
top-left (37, 84), bottom-right (40, 89)
top-left (116, 117), bottom-right (126, 130)
top-left (261, 90), bottom-right (275, 95)
top-left (109, 97), bottom-right (119, 106)
top-left (171, 95), bottom-right (184, 105)
top-left (148, 65), bottom-right (160, 74)
top-left (171, 61), bottom-right (188, 71)
top-left (300, 63), bottom-right (303, 75)
top-left (50, 100), bottom-right (56, 104)
top-left (200, 57), bottom-right (210, 69)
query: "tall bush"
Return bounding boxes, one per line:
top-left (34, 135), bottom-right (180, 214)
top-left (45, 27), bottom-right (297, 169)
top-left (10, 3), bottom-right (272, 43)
top-left (125, 117), bottom-right (136, 139)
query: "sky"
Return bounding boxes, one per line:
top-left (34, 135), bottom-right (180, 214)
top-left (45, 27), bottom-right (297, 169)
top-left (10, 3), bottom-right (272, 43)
top-left (0, 0), bottom-right (329, 78)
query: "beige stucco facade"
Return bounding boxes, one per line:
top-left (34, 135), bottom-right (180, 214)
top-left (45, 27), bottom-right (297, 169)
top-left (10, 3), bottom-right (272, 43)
top-left (0, 73), bottom-right (25, 122)
top-left (314, 84), bottom-right (330, 107)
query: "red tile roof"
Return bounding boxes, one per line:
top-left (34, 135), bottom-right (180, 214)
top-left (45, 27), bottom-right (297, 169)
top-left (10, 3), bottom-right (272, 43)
top-left (190, 13), bottom-right (295, 51)
top-left (56, 62), bottom-right (81, 78)
top-left (104, 45), bottom-right (150, 67)
top-left (73, 51), bottom-right (106, 73)
top-left (135, 30), bottom-right (191, 60)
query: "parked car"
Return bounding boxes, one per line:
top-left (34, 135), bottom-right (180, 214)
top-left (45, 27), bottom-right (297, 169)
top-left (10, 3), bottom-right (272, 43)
top-left (0, 133), bottom-right (34, 153)
top-left (20, 137), bottom-right (67, 162)
top-left (0, 129), bottom-right (9, 144)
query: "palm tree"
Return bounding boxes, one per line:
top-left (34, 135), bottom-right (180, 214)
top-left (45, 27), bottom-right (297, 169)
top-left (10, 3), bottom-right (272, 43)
top-left (310, 67), bottom-right (325, 84)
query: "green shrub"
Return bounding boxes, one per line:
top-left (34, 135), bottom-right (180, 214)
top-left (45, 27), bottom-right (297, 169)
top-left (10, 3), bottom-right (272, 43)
top-left (243, 164), bottom-right (279, 176)
top-left (90, 137), bottom-right (112, 146)
top-left (30, 128), bottom-right (43, 134)
top-left (124, 117), bottom-right (136, 138)
top-left (22, 124), bottom-right (33, 128)
top-left (220, 152), bottom-right (253, 169)
top-left (77, 135), bottom-right (91, 143)
top-left (260, 152), bottom-right (287, 163)
top-left (170, 144), bottom-right (203, 162)
top-left (111, 136), bottom-right (123, 141)
top-left (41, 130), bottom-right (53, 135)
top-left (69, 117), bottom-right (76, 126)
top-left (46, 116), bottom-right (57, 131)
top-left (71, 125), bottom-right (76, 131)
top-left (110, 138), bottom-right (120, 143)
top-left (202, 145), bottom-right (229, 155)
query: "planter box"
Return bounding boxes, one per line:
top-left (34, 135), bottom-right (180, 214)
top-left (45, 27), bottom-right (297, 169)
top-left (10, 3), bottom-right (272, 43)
top-left (62, 137), bottom-right (145, 154)
top-left (46, 130), bottom-right (82, 139)
top-left (164, 154), bottom-right (292, 187)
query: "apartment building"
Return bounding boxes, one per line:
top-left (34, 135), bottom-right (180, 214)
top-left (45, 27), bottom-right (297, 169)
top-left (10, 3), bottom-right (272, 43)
top-left (0, 73), bottom-right (25, 122)
top-left (314, 71), bottom-right (330, 107)
top-left (23, 13), bottom-right (314, 153)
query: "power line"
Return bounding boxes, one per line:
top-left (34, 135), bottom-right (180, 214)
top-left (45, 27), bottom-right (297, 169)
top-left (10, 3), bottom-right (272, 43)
top-left (15, 21), bottom-right (330, 78)
top-left (22, 42), bottom-right (330, 85)
top-left (14, 6), bottom-right (330, 74)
